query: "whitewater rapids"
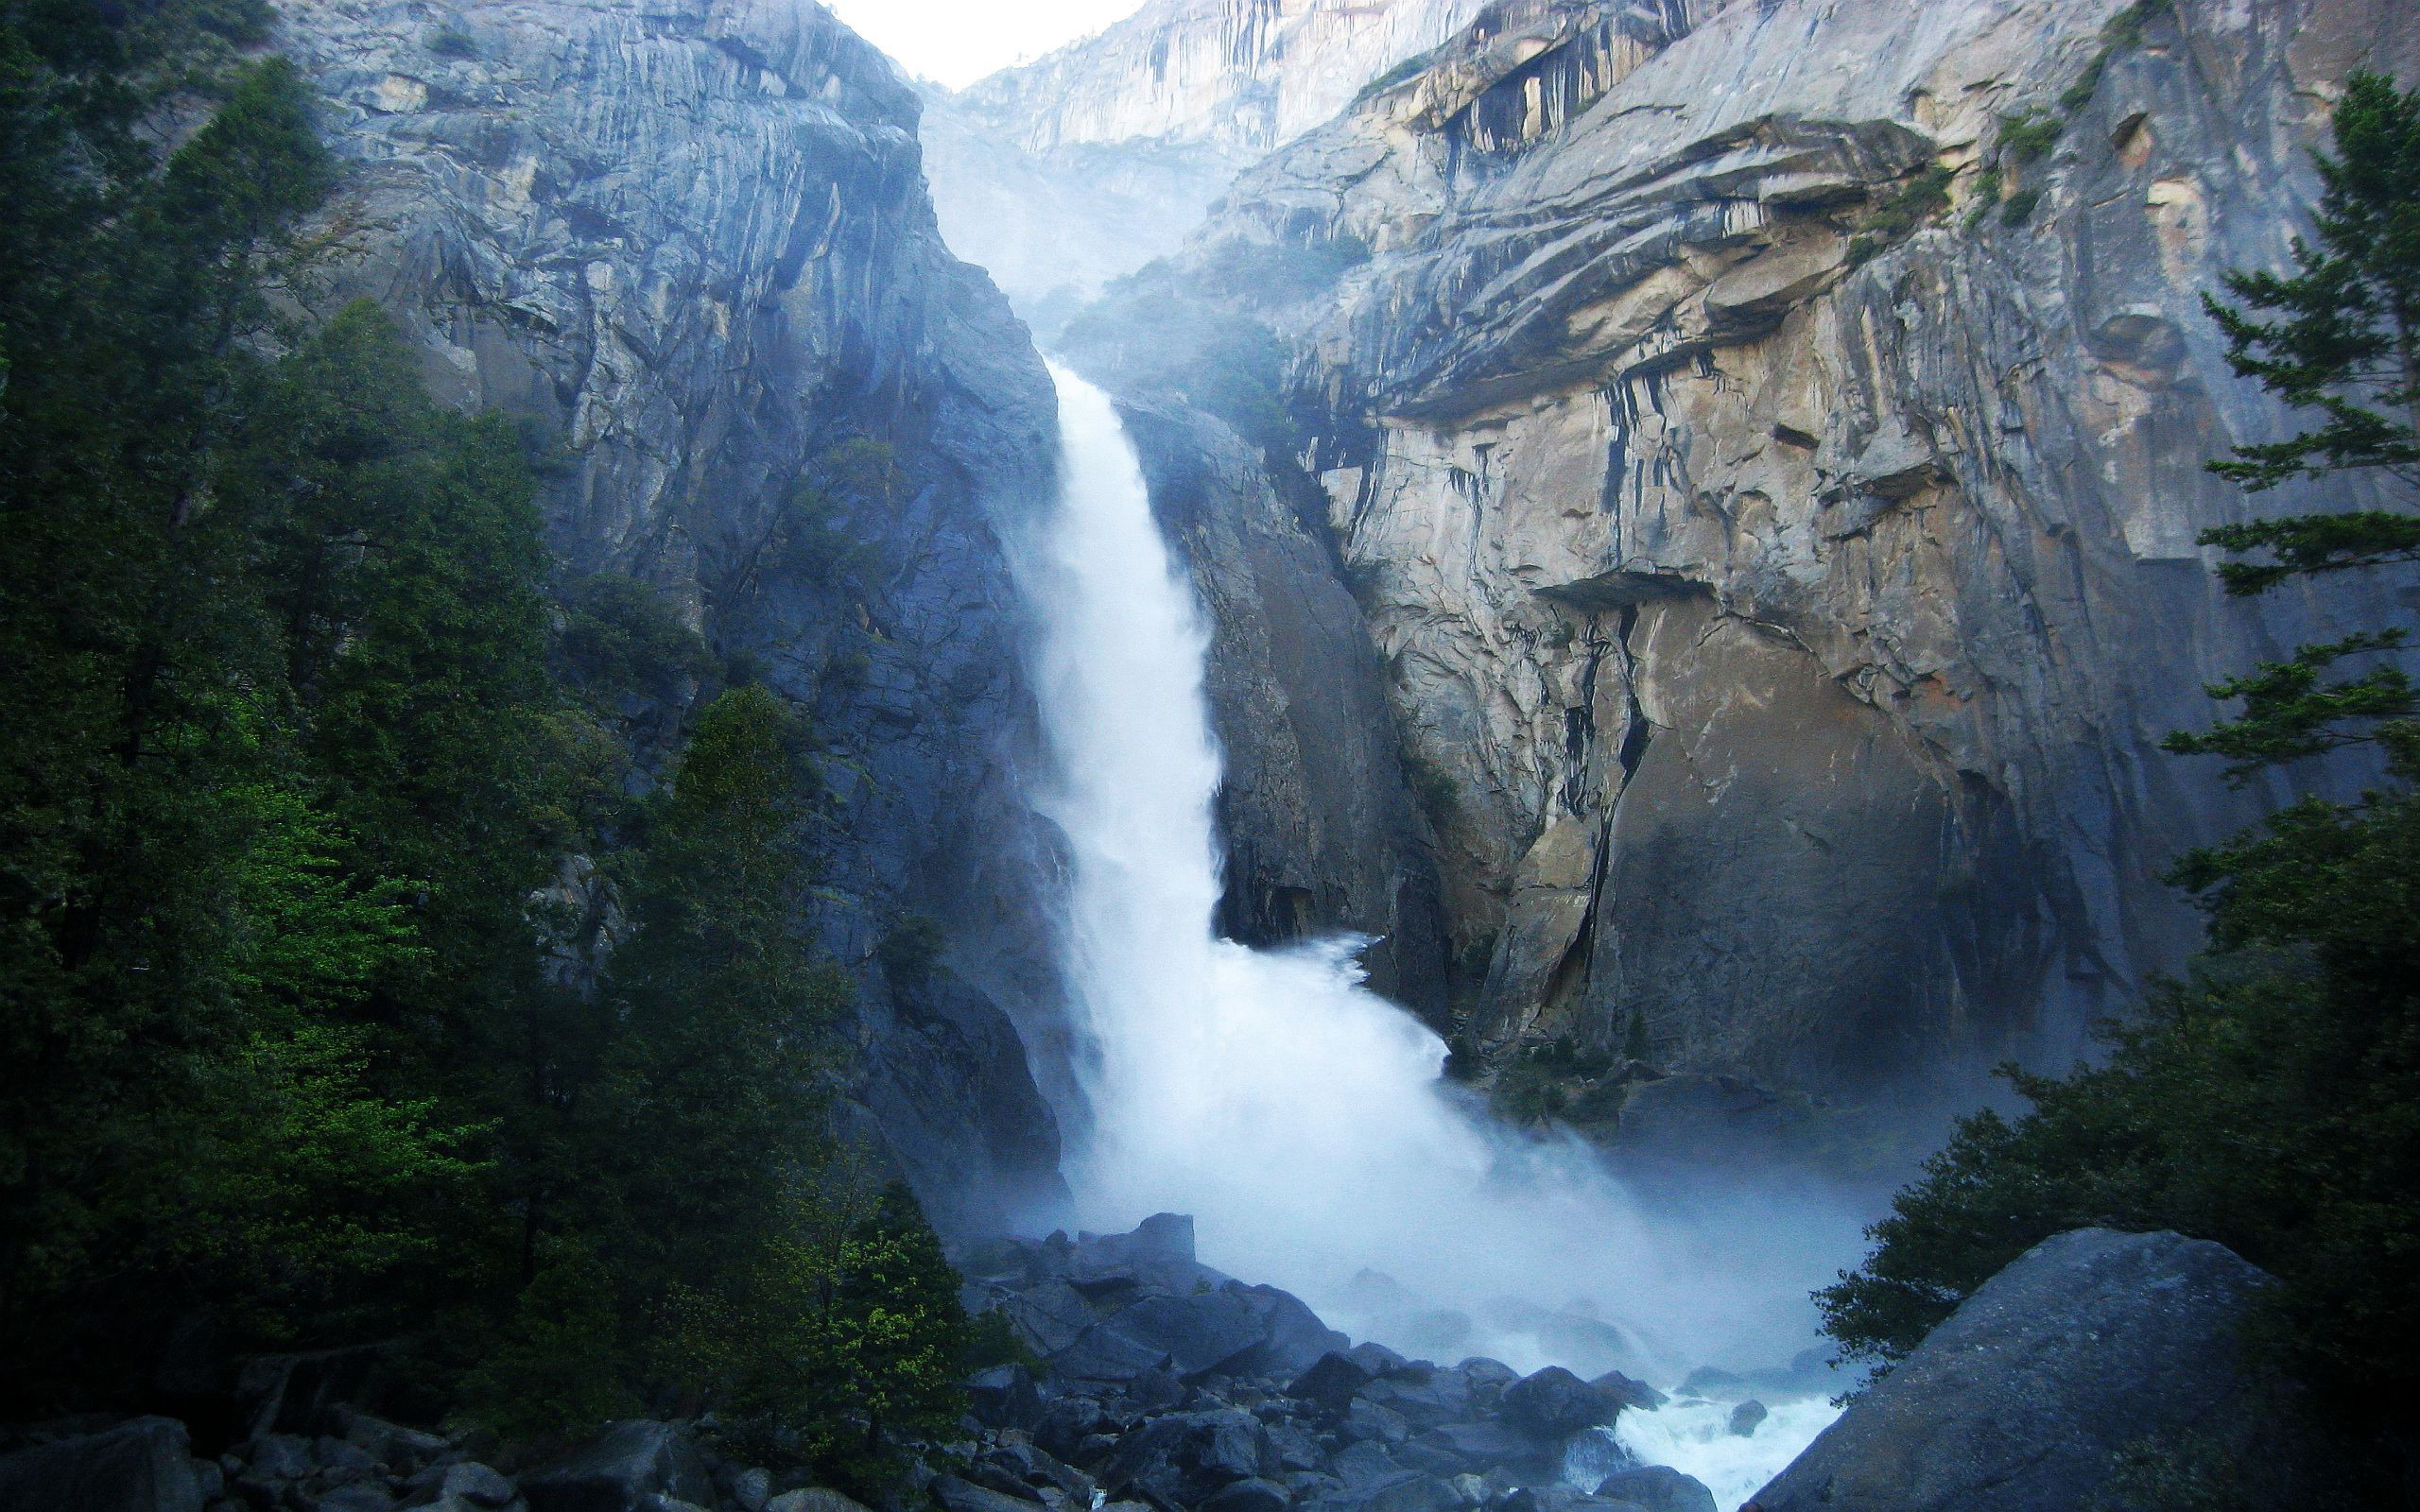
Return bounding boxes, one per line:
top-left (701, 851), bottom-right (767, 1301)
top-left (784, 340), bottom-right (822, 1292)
top-left (1010, 364), bottom-right (1841, 1503)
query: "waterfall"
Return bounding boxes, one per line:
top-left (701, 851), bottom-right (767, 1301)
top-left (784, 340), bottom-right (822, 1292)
top-left (1012, 364), bottom-right (1849, 1418)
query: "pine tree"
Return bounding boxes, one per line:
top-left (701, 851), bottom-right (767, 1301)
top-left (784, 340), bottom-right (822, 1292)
top-left (1820, 77), bottom-right (2420, 1491)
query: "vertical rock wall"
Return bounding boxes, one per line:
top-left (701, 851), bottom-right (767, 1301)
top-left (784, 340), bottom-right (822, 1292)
top-left (272, 0), bottom-right (1073, 1228)
top-left (1150, 0), bottom-right (2420, 1091)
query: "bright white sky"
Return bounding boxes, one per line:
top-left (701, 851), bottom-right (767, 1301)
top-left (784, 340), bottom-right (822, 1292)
top-left (823, 0), bottom-right (1146, 89)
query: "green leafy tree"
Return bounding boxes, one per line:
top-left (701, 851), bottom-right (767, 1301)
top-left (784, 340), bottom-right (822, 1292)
top-left (589, 686), bottom-right (850, 1289)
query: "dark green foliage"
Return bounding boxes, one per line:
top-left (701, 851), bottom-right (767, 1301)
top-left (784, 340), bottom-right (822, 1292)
top-left (0, 14), bottom-right (982, 1481)
top-left (1967, 163), bottom-right (2005, 226)
top-left (2059, 0), bottom-right (2172, 112)
top-left (1824, 75), bottom-right (2420, 1486)
top-left (592, 687), bottom-right (848, 1290)
top-left (1860, 164), bottom-right (1956, 241)
top-left (428, 27), bottom-right (476, 59)
top-left (663, 1182), bottom-right (975, 1493)
top-left (458, 1246), bottom-right (641, 1447)
top-left (2000, 186), bottom-right (2044, 226)
top-left (1997, 110), bottom-right (2063, 163)
top-left (2203, 74), bottom-right (2420, 494)
top-left (2171, 71), bottom-right (2420, 778)
top-left (1356, 49), bottom-right (1433, 102)
top-left (556, 573), bottom-right (716, 705)
top-left (878, 913), bottom-right (948, 991)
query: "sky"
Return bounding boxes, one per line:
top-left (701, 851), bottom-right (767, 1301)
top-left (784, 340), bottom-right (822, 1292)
top-left (822, 0), bottom-right (1147, 89)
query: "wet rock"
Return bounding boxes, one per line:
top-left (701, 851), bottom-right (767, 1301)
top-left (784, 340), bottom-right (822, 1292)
top-left (1128, 0), bottom-right (2414, 1102)
top-left (1341, 1400), bottom-right (1411, 1446)
top-left (1751, 1228), bottom-right (2313, 1510)
top-left (1590, 1468), bottom-right (1714, 1512)
top-left (1727, 1401), bottom-right (1767, 1438)
top-left (967, 1364), bottom-right (1045, 1432)
top-left (432, 1463), bottom-right (520, 1507)
top-left (1288, 1352), bottom-right (1374, 1418)
top-left (1201, 1475), bottom-right (1294, 1512)
top-left (522, 1421), bottom-right (713, 1512)
top-left (337, 1414), bottom-right (448, 1474)
top-left (235, 1348), bottom-right (398, 1441)
top-left (1582, 1373), bottom-right (1664, 1414)
top-left (765, 1492), bottom-right (873, 1512)
top-left (723, 1467), bottom-right (772, 1512)
top-left (0, 1417), bottom-right (207, 1512)
top-left (1500, 1369), bottom-right (1616, 1440)
top-left (932, 1474), bottom-right (1046, 1512)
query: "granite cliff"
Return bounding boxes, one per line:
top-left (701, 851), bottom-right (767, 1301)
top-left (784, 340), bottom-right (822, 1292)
top-left (1067, 0), bottom-right (2420, 1098)
top-left (924, 0), bottom-right (1488, 309)
top-left (269, 0), bottom-right (1070, 1228)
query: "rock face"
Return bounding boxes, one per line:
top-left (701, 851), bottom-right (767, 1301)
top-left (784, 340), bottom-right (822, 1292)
top-left (0, 1417), bottom-right (206, 1512)
top-left (268, 0), bottom-right (1069, 1228)
top-left (954, 0), bottom-right (1490, 161)
top-left (1146, 0), bottom-right (2420, 1092)
top-left (1750, 1228), bottom-right (2306, 1511)
top-left (951, 1217), bottom-right (1721, 1512)
top-left (1115, 398), bottom-right (1450, 1016)
top-left (924, 0), bottom-right (1487, 307)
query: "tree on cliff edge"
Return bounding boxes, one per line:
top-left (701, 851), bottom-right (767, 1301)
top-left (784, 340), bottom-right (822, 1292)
top-left (1818, 71), bottom-right (2420, 1487)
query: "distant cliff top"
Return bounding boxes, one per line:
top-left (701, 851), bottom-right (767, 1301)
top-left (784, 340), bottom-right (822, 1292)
top-left (951, 0), bottom-right (1489, 160)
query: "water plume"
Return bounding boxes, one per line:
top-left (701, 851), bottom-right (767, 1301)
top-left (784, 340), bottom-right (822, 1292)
top-left (1011, 365), bottom-right (1850, 1500)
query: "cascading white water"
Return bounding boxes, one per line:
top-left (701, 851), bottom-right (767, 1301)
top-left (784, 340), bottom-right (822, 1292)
top-left (1015, 366), bottom-right (1842, 1502)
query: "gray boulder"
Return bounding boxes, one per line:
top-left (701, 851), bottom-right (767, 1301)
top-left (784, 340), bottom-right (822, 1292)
top-left (1591, 1468), bottom-right (1715, 1512)
top-left (1288, 1351), bottom-right (1374, 1417)
top-left (1585, 1373), bottom-right (1665, 1413)
top-left (1500, 1368), bottom-right (1616, 1440)
top-left (966, 1364), bottom-right (1044, 1431)
top-left (1201, 1476), bottom-right (1293, 1512)
top-left (433, 1462), bottom-right (521, 1507)
top-left (1749, 1228), bottom-right (2308, 1511)
top-left (522, 1421), bottom-right (713, 1512)
top-left (766, 1492), bottom-right (873, 1512)
top-left (0, 1418), bottom-right (206, 1512)
top-left (931, 1474), bottom-right (1046, 1512)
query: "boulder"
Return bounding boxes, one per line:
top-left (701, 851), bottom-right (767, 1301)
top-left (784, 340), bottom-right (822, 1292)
top-left (1591, 1468), bottom-right (1714, 1512)
top-left (0, 1418), bottom-right (207, 1512)
top-left (319, 1486), bottom-right (399, 1512)
top-left (966, 1364), bottom-right (1044, 1431)
top-left (931, 1474), bottom-right (1046, 1512)
top-left (1201, 1476), bottom-right (1293, 1512)
top-left (338, 1413), bottom-right (449, 1473)
top-left (766, 1492), bottom-right (874, 1512)
top-left (723, 1468), bottom-right (772, 1512)
top-left (1098, 1410), bottom-right (1276, 1506)
top-left (235, 1346), bottom-right (395, 1439)
top-left (1749, 1229), bottom-right (2310, 1511)
top-left (1499, 1368), bottom-right (1616, 1440)
top-left (1288, 1352), bottom-right (1374, 1417)
top-left (1726, 1401), bottom-right (1767, 1438)
top-left (432, 1462), bottom-right (521, 1507)
top-left (1585, 1373), bottom-right (1665, 1413)
top-left (522, 1421), bottom-right (714, 1512)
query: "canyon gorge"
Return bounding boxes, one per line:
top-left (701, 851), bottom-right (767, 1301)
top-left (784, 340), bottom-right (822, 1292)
top-left (11, 0), bottom-right (2404, 1508)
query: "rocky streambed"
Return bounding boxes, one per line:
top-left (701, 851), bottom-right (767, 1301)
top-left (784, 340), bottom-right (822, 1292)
top-left (0, 1216), bottom-right (1816, 1512)
top-left (0, 1215), bottom-right (2319, 1512)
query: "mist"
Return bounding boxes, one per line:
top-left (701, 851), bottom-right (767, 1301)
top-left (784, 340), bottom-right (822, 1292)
top-left (1011, 366), bottom-right (1876, 1419)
